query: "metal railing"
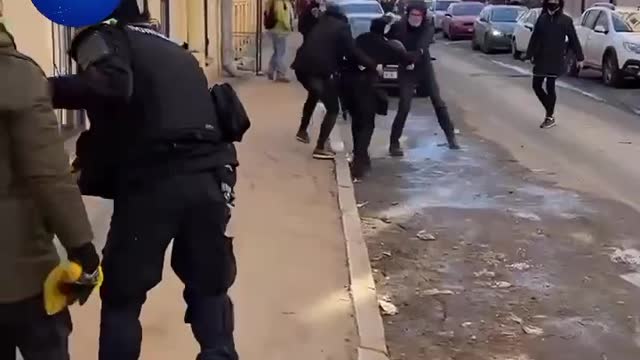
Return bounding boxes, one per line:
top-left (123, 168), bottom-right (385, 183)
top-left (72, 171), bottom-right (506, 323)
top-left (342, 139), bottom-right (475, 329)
top-left (233, 0), bottom-right (263, 73)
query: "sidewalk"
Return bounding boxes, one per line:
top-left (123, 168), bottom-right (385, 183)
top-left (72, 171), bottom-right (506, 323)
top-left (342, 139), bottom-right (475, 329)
top-left (65, 71), bottom-right (359, 359)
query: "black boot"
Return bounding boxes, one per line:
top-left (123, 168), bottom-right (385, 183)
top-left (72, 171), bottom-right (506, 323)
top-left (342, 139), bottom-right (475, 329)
top-left (446, 134), bottom-right (461, 150)
top-left (389, 142), bottom-right (404, 157)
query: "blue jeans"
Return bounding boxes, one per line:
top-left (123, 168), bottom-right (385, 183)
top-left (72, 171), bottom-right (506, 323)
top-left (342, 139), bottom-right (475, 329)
top-left (268, 31), bottom-right (288, 77)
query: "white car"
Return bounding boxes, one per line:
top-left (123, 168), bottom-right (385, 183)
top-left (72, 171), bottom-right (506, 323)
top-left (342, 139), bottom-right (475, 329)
top-left (433, 0), bottom-right (460, 30)
top-left (574, 5), bottom-right (640, 87)
top-left (511, 7), bottom-right (541, 59)
top-left (330, 0), bottom-right (384, 16)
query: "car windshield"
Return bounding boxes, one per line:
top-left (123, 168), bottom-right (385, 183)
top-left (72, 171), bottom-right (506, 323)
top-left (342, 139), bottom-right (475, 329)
top-left (612, 11), bottom-right (640, 32)
top-left (491, 7), bottom-right (524, 22)
top-left (451, 4), bottom-right (483, 16)
top-left (435, 1), bottom-right (456, 11)
top-left (350, 18), bottom-right (373, 37)
top-left (340, 3), bottom-right (383, 14)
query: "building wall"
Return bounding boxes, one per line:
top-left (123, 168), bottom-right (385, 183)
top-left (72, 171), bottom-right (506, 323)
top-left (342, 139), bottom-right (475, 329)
top-left (3, 0), bottom-right (54, 74)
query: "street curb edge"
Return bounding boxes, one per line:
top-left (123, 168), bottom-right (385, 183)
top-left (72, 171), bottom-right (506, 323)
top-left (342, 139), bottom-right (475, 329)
top-left (329, 128), bottom-right (390, 360)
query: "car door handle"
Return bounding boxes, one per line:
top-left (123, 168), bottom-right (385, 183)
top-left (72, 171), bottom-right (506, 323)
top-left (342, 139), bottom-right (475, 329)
top-left (525, 25), bottom-right (532, 31)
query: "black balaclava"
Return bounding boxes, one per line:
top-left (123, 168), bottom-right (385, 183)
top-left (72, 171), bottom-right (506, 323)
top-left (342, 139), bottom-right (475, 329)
top-left (325, 3), bottom-right (347, 21)
top-left (108, 0), bottom-right (151, 23)
top-left (542, 0), bottom-right (564, 14)
top-left (405, 1), bottom-right (427, 29)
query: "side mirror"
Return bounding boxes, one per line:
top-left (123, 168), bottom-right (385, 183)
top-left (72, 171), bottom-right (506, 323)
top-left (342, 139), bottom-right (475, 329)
top-left (594, 25), bottom-right (607, 34)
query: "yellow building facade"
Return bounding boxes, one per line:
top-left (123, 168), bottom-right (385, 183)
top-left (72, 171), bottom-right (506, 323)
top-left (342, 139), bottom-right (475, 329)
top-left (3, 0), bottom-right (223, 80)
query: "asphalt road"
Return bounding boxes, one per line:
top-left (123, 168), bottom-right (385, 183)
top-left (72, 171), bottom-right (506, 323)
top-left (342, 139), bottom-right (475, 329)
top-left (343, 36), bottom-right (640, 359)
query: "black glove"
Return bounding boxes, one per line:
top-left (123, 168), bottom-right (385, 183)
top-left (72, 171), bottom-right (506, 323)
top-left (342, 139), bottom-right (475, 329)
top-left (67, 242), bottom-right (100, 274)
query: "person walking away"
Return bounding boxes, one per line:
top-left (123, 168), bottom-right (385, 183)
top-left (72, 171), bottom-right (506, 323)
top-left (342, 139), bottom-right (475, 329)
top-left (298, 0), bottom-right (322, 42)
top-left (343, 15), bottom-right (419, 178)
top-left (0, 8), bottom-right (99, 359)
top-left (524, 0), bottom-right (583, 129)
top-left (265, 0), bottom-right (295, 82)
top-left (47, 1), bottom-right (240, 359)
top-left (387, 1), bottom-right (460, 157)
top-left (291, 4), bottom-right (381, 159)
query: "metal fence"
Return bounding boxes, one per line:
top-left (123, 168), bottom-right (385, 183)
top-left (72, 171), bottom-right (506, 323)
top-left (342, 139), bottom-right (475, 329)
top-left (233, 0), bottom-right (263, 73)
top-left (51, 24), bottom-right (86, 136)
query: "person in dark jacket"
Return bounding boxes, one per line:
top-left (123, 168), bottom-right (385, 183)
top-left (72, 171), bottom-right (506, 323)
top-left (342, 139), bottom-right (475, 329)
top-left (298, 0), bottom-right (321, 41)
top-left (0, 12), bottom-right (99, 359)
top-left (387, 1), bottom-right (460, 156)
top-left (524, 0), bottom-right (583, 129)
top-left (47, 1), bottom-right (239, 359)
top-left (291, 4), bottom-right (381, 159)
top-left (342, 15), bottom-right (419, 178)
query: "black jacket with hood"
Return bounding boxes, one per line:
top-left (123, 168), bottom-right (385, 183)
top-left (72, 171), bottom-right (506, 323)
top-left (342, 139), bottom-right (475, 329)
top-left (291, 5), bottom-right (377, 77)
top-left (298, 0), bottom-right (320, 41)
top-left (387, 2), bottom-right (435, 75)
top-left (525, 0), bottom-right (584, 76)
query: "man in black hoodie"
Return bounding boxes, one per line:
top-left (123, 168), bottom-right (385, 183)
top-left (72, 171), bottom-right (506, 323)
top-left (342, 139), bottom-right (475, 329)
top-left (388, 1), bottom-right (460, 156)
top-left (48, 1), bottom-right (239, 359)
top-left (524, 0), bottom-right (583, 129)
top-left (342, 16), bottom-right (419, 178)
top-left (291, 4), bottom-right (380, 159)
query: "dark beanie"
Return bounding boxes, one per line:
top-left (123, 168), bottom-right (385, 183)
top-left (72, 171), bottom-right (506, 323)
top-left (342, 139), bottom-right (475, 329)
top-left (108, 0), bottom-right (151, 23)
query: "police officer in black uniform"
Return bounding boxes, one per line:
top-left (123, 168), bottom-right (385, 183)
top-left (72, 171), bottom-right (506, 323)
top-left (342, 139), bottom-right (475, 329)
top-left (387, 1), bottom-right (460, 156)
top-left (342, 16), bottom-right (418, 178)
top-left (48, 1), bottom-right (239, 359)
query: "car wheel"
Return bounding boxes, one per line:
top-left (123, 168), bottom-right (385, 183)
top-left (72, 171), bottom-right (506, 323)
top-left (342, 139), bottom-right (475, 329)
top-left (443, 28), bottom-right (449, 39)
top-left (511, 37), bottom-right (521, 60)
top-left (565, 50), bottom-right (580, 77)
top-left (482, 34), bottom-right (492, 54)
top-left (471, 34), bottom-right (479, 50)
top-left (603, 51), bottom-right (624, 87)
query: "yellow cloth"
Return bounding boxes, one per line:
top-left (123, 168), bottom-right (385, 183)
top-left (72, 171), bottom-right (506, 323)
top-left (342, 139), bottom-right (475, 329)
top-left (268, 0), bottom-right (294, 33)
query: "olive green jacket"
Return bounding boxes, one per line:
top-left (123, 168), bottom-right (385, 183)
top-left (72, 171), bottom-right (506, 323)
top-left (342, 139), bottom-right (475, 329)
top-left (0, 27), bottom-right (94, 303)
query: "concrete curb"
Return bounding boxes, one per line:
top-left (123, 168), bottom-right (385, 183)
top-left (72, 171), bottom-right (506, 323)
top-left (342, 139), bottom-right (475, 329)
top-left (329, 128), bottom-right (390, 360)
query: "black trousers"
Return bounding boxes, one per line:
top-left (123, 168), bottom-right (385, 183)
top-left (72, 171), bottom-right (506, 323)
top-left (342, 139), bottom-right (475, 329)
top-left (390, 61), bottom-right (456, 145)
top-left (348, 73), bottom-right (377, 173)
top-left (295, 70), bottom-right (340, 149)
top-left (532, 76), bottom-right (557, 118)
top-left (99, 169), bottom-right (238, 360)
top-left (0, 295), bottom-right (72, 360)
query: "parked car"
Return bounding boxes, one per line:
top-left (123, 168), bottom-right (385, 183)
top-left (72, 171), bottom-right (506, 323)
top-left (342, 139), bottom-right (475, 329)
top-left (472, 5), bottom-right (527, 53)
top-left (331, 0), bottom-right (385, 15)
top-left (442, 2), bottom-right (485, 40)
top-left (574, 5), bottom-right (640, 87)
top-left (433, 0), bottom-right (461, 31)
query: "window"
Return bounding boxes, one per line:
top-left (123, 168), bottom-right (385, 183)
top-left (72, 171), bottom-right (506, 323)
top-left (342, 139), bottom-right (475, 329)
top-left (490, 7), bottom-right (522, 23)
top-left (526, 10), bottom-right (538, 24)
top-left (582, 10), bottom-right (600, 29)
top-left (612, 11), bottom-right (640, 33)
top-left (451, 4), bottom-right (484, 16)
top-left (350, 18), bottom-right (373, 38)
top-left (435, 1), bottom-right (457, 11)
top-left (340, 3), bottom-right (384, 14)
top-left (594, 11), bottom-right (609, 31)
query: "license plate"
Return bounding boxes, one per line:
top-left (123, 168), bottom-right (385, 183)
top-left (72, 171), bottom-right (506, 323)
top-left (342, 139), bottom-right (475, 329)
top-left (383, 71), bottom-right (397, 79)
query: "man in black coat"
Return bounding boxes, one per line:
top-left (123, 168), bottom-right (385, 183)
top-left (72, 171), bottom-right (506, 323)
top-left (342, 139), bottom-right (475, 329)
top-left (524, 0), bottom-right (583, 129)
top-left (291, 4), bottom-right (380, 159)
top-left (387, 1), bottom-right (460, 157)
top-left (342, 15), bottom-right (419, 178)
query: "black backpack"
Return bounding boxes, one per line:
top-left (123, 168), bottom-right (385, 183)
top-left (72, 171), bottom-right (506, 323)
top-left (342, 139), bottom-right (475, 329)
top-left (209, 83), bottom-right (251, 143)
top-left (264, 2), bottom-right (277, 30)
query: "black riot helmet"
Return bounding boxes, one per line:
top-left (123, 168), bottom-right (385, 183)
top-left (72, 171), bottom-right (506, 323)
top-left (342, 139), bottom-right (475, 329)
top-left (108, 0), bottom-right (151, 23)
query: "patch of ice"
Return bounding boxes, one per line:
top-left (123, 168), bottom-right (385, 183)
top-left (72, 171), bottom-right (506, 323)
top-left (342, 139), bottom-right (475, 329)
top-left (610, 248), bottom-right (640, 266)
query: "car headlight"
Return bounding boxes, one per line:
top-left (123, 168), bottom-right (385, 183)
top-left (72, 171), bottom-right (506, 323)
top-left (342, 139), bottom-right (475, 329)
top-left (623, 42), bottom-right (640, 54)
top-left (491, 29), bottom-right (502, 36)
